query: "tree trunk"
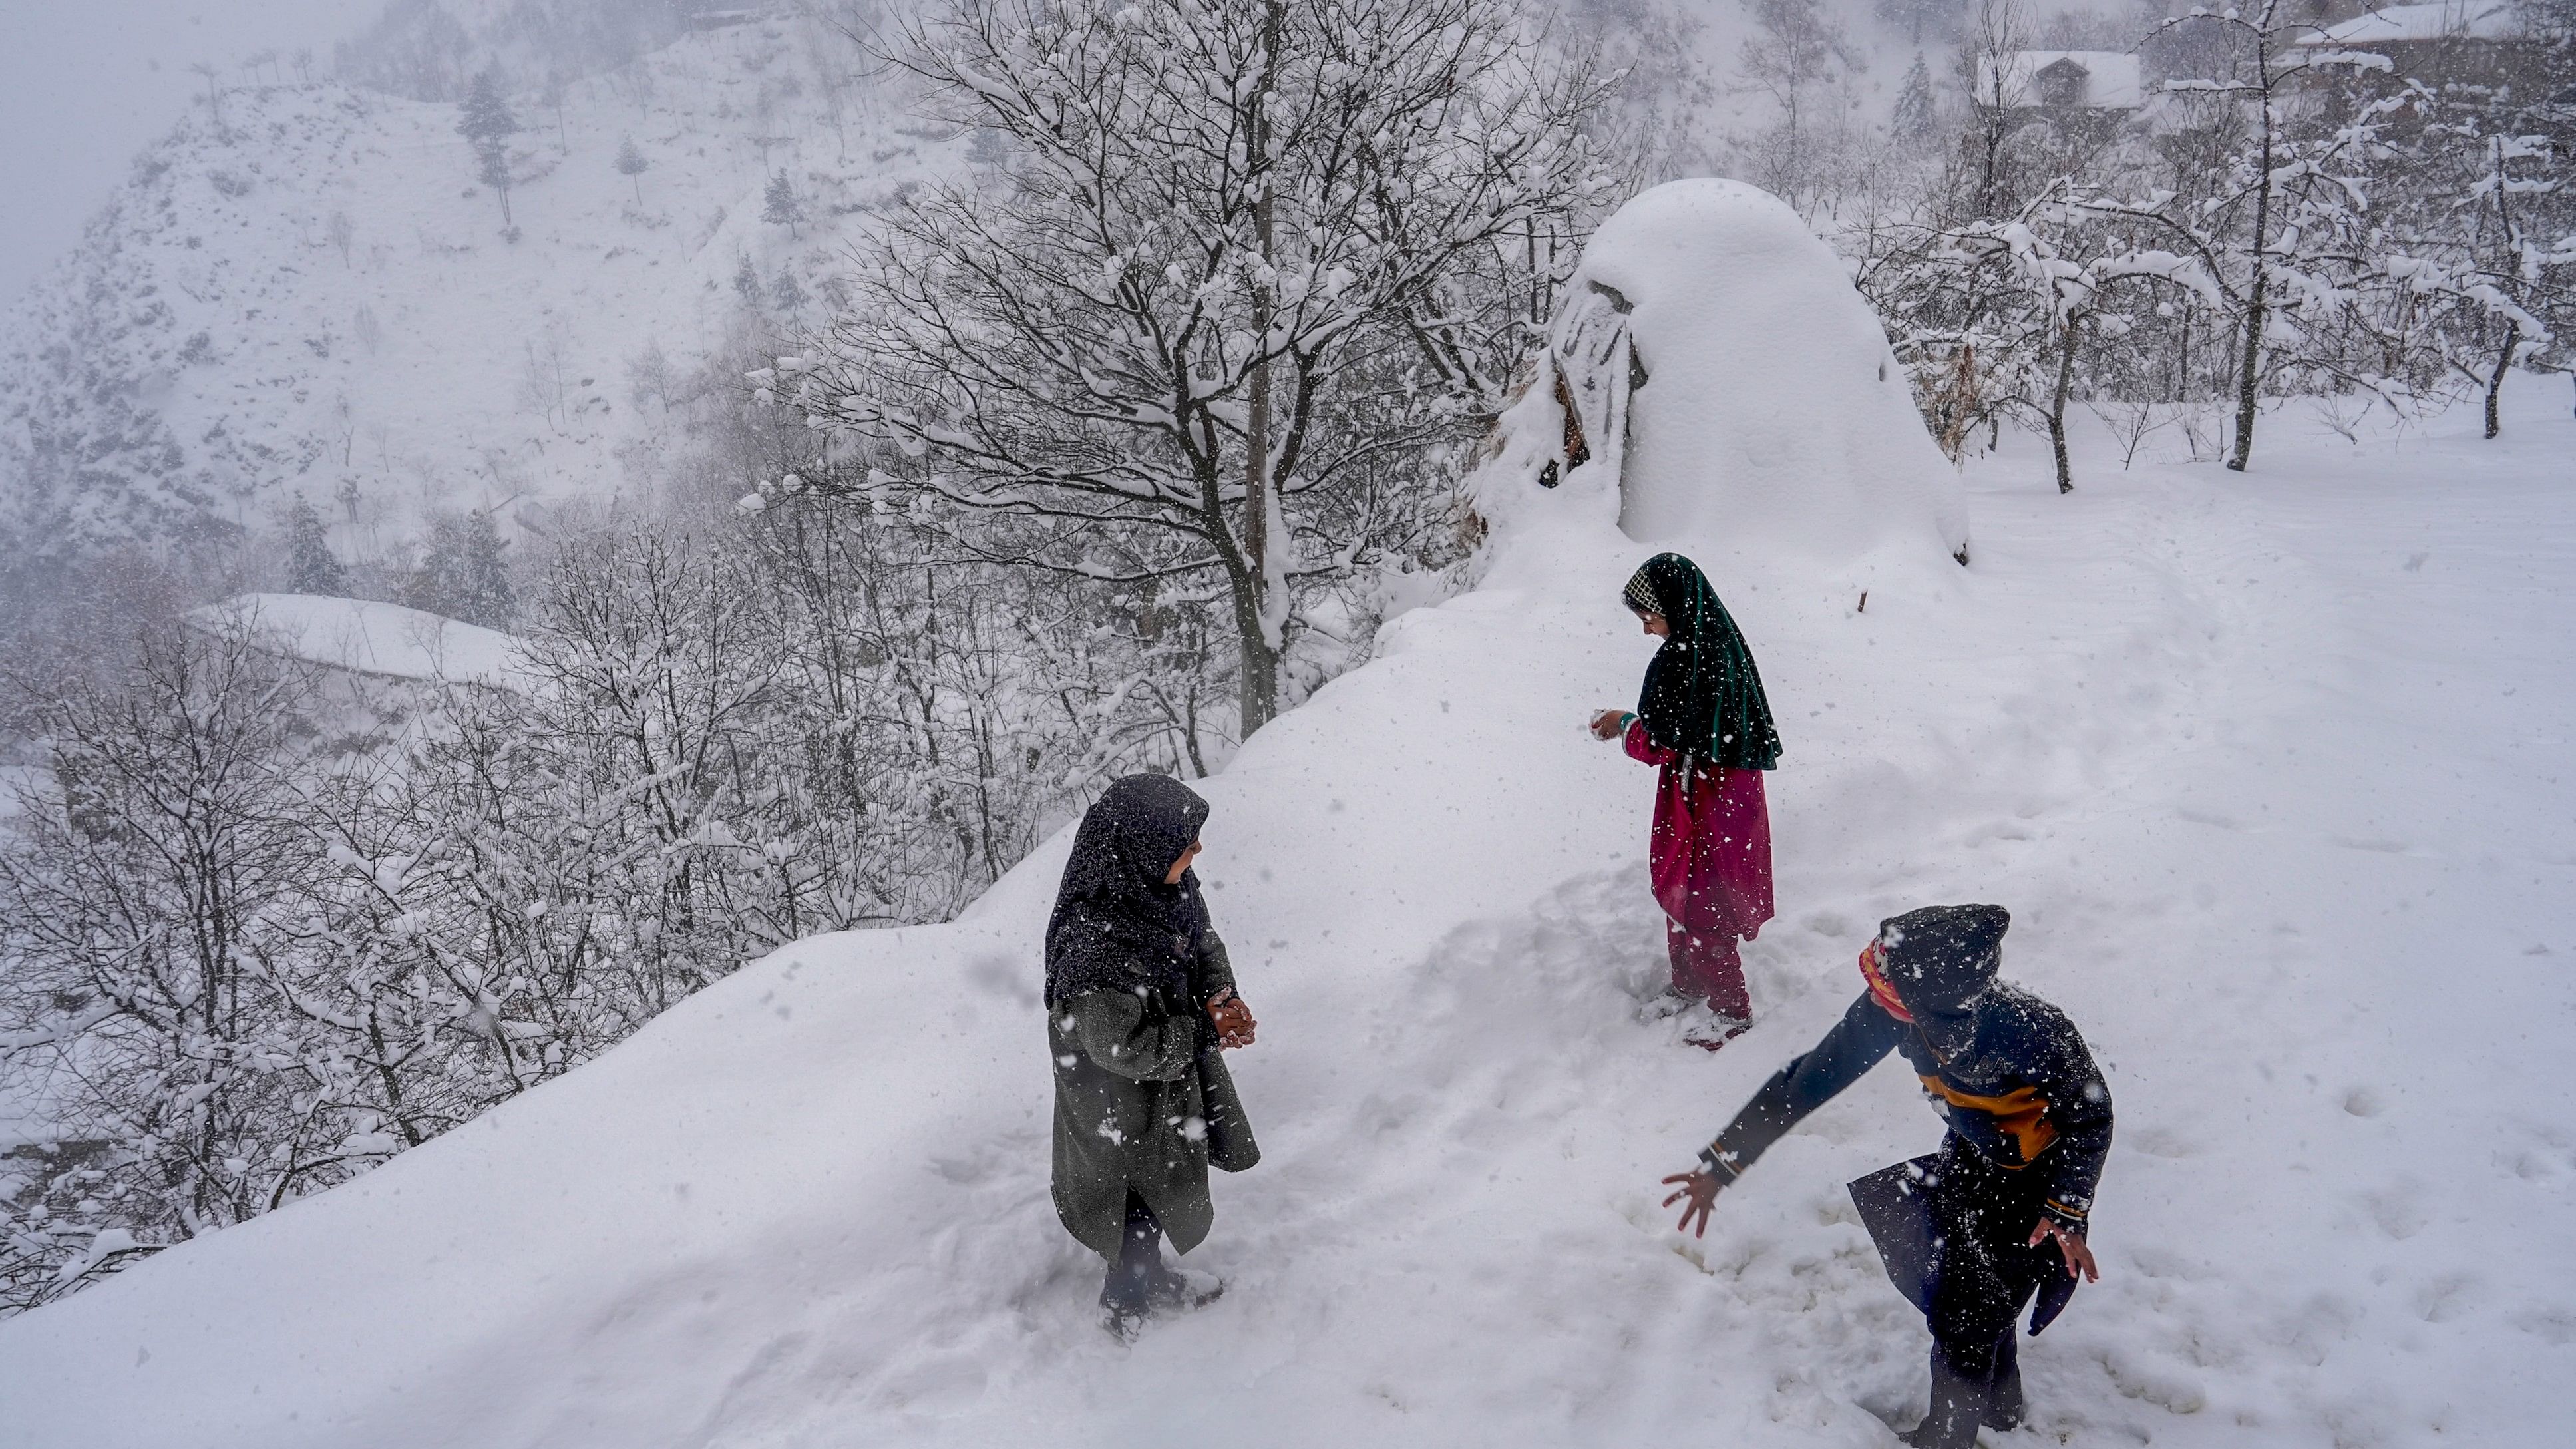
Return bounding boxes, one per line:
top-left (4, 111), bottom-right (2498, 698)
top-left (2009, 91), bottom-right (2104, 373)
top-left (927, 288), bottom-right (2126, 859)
top-left (2227, 74), bottom-right (2276, 473)
top-left (2226, 279), bottom-right (2263, 471)
top-left (1237, 0), bottom-right (1288, 739)
top-left (2484, 321), bottom-right (2519, 439)
top-left (2048, 316), bottom-right (2079, 493)
top-left (1226, 552), bottom-right (1280, 741)
top-left (2177, 304), bottom-right (2190, 403)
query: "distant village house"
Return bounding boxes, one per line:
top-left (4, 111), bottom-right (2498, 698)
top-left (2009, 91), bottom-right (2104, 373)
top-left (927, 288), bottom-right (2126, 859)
top-left (1976, 51), bottom-right (2146, 112)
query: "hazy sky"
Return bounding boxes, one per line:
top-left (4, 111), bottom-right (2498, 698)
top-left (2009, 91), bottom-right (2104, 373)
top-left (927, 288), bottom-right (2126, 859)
top-left (0, 0), bottom-right (378, 307)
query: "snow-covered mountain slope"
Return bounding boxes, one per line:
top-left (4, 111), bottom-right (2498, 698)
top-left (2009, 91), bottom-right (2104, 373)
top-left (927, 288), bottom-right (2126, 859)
top-left (0, 0), bottom-right (2017, 563)
top-left (2, 242), bottom-right (2569, 1449)
top-left (0, 13), bottom-right (956, 555)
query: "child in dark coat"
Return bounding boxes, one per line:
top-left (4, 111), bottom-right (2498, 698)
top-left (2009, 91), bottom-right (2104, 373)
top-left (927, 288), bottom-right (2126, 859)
top-left (1658, 905), bottom-right (2112, 1448)
top-left (1044, 774), bottom-right (1260, 1337)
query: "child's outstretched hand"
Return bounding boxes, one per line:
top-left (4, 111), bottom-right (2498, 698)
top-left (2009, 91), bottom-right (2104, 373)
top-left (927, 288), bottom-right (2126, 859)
top-left (1660, 1168), bottom-right (1722, 1237)
top-left (1588, 709), bottom-right (1628, 741)
top-left (2029, 1217), bottom-right (2100, 1282)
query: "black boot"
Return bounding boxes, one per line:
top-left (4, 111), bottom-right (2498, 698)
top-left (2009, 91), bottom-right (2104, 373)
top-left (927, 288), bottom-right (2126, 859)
top-left (1098, 1193), bottom-right (1164, 1339)
top-left (1899, 1350), bottom-right (1990, 1449)
top-left (1982, 1329), bottom-right (2025, 1432)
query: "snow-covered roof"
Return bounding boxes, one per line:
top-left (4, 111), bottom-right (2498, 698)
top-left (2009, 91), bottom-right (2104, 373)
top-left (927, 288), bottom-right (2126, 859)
top-left (2297, 2), bottom-right (2521, 45)
top-left (188, 594), bottom-right (524, 689)
top-left (1976, 51), bottom-right (2144, 110)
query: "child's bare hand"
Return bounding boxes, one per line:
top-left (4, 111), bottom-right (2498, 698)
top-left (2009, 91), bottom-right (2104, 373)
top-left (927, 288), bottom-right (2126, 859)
top-left (1589, 709), bottom-right (1628, 741)
top-left (1208, 994), bottom-right (1256, 1049)
top-left (1660, 1169), bottom-right (1722, 1237)
top-left (2029, 1217), bottom-right (2099, 1282)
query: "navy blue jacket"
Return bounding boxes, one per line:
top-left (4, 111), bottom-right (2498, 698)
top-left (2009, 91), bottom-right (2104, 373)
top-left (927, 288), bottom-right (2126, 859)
top-left (1700, 983), bottom-right (2112, 1229)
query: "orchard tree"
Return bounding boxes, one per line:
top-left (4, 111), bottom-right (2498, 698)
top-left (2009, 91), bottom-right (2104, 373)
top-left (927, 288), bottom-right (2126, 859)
top-left (789, 0), bottom-right (1620, 735)
top-left (2108, 3), bottom-right (2411, 469)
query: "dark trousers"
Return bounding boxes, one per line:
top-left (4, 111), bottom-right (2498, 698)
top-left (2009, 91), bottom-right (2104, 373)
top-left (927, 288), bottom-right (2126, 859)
top-left (1915, 1143), bottom-right (2055, 1446)
top-left (1101, 1189), bottom-right (1165, 1312)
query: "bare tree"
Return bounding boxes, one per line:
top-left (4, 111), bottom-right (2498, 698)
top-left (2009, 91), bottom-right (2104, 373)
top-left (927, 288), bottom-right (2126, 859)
top-left (187, 61), bottom-right (229, 136)
top-left (1957, 0), bottom-right (2031, 222)
top-left (2116, 3), bottom-right (2410, 470)
top-left (0, 626), bottom-right (333, 1307)
top-left (793, 0), bottom-right (1618, 735)
top-left (1731, 0), bottom-right (1867, 214)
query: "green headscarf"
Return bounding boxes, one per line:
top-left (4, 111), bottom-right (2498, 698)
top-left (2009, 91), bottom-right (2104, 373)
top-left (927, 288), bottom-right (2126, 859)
top-left (1624, 553), bottom-right (1782, 771)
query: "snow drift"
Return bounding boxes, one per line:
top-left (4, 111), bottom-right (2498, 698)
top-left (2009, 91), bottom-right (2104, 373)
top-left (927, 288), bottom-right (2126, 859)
top-left (190, 593), bottom-right (522, 689)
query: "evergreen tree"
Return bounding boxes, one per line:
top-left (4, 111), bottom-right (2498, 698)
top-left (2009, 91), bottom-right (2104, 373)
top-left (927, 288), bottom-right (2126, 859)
top-left (769, 266), bottom-right (809, 315)
top-left (284, 495), bottom-right (347, 595)
top-left (733, 254), bottom-right (765, 310)
top-left (457, 69), bottom-right (521, 227)
top-left (615, 136), bottom-right (650, 206)
top-left (409, 510), bottom-right (516, 628)
top-left (761, 170), bottom-right (805, 237)
top-left (1893, 51), bottom-right (1937, 137)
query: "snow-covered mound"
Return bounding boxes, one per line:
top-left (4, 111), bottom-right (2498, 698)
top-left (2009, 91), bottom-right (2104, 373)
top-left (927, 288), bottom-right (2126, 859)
top-left (1578, 179), bottom-right (1970, 564)
top-left (191, 592), bottom-right (522, 688)
top-left (3, 354), bottom-right (2570, 1448)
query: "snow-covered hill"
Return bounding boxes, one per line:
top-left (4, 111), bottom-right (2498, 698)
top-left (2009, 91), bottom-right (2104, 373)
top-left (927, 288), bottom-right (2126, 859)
top-left (0, 11), bottom-right (957, 556)
top-left (1, 152), bottom-right (2567, 1449)
top-left (0, 0), bottom-right (2017, 564)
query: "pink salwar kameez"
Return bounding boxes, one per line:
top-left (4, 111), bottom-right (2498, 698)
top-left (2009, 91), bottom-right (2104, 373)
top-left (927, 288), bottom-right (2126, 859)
top-left (1624, 720), bottom-right (1774, 1019)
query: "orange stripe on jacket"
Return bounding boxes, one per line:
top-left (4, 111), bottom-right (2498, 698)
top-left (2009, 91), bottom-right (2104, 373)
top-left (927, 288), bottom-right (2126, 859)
top-left (1917, 1076), bottom-right (2058, 1165)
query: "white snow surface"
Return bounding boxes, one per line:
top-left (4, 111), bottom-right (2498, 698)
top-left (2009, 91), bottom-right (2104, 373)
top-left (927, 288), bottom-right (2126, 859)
top-left (1581, 180), bottom-right (1973, 571)
top-left (191, 592), bottom-right (523, 688)
top-left (4, 365), bottom-right (2570, 1445)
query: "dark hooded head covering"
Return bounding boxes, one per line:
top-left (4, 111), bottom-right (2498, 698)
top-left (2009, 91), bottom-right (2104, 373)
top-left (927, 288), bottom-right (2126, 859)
top-left (1623, 553), bottom-right (1782, 771)
top-left (1876, 903), bottom-right (2009, 1053)
top-left (1043, 774), bottom-right (1211, 1009)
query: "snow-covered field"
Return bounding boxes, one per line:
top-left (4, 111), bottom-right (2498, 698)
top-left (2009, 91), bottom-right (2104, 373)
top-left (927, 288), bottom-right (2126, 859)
top-left (3, 368), bottom-right (2567, 1446)
top-left (190, 592), bottom-right (524, 687)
